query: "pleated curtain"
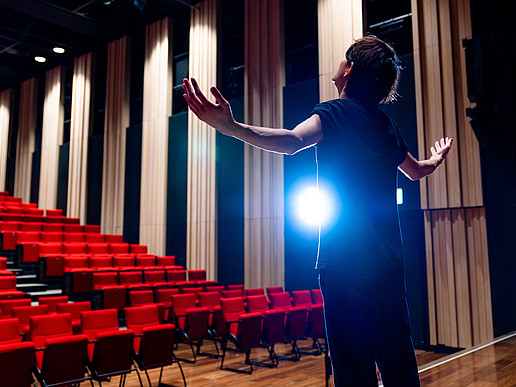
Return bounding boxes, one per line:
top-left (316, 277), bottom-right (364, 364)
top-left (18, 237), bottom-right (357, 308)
top-left (140, 18), bottom-right (173, 256)
top-left (243, 0), bottom-right (285, 289)
top-left (14, 78), bottom-right (38, 203)
top-left (39, 66), bottom-right (65, 210)
top-left (411, 0), bottom-right (492, 348)
top-left (187, 0), bottom-right (218, 280)
top-left (101, 36), bottom-right (131, 235)
top-left (68, 52), bottom-right (94, 223)
top-left (0, 90), bottom-right (11, 191)
top-left (317, 0), bottom-right (363, 102)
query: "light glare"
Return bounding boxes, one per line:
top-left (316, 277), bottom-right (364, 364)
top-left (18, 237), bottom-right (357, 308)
top-left (34, 56), bottom-right (46, 63)
top-left (397, 187), bottom-right (403, 205)
top-left (53, 47), bottom-right (65, 54)
top-left (296, 186), bottom-right (332, 226)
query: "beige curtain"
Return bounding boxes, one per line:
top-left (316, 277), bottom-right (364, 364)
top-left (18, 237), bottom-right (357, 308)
top-left (412, 0), bottom-right (492, 347)
top-left (0, 89), bottom-right (12, 191)
top-left (14, 78), bottom-right (38, 202)
top-left (68, 52), bottom-right (94, 223)
top-left (318, 0), bottom-right (363, 102)
top-left (243, 0), bottom-right (285, 289)
top-left (187, 0), bottom-right (217, 280)
top-left (140, 18), bottom-right (173, 256)
top-left (39, 66), bottom-right (65, 210)
top-left (101, 36), bottom-right (131, 235)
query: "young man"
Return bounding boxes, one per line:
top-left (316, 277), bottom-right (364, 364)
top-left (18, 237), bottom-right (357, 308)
top-left (183, 36), bottom-right (452, 386)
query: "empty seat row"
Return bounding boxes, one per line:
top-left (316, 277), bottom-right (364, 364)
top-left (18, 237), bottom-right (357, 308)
top-left (43, 254), bottom-right (181, 277)
top-left (0, 220), bottom-right (100, 234)
top-left (1, 230), bottom-right (125, 251)
top-left (0, 307), bottom-right (186, 387)
top-left (0, 212), bottom-right (80, 224)
top-left (18, 241), bottom-right (147, 264)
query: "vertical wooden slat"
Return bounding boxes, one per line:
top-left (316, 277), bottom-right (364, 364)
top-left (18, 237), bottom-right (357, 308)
top-left (244, 0), bottom-right (285, 289)
top-left (412, 0), bottom-right (492, 348)
top-left (0, 89), bottom-right (12, 192)
top-left (67, 53), bottom-right (94, 223)
top-left (140, 19), bottom-right (173, 255)
top-left (14, 78), bottom-right (38, 202)
top-left (187, 0), bottom-right (217, 279)
top-left (452, 208), bottom-right (472, 348)
top-left (101, 36), bottom-right (131, 235)
top-left (39, 67), bottom-right (65, 211)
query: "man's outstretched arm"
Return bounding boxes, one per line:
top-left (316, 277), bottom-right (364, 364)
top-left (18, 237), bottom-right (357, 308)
top-left (183, 78), bottom-right (322, 155)
top-left (399, 137), bottom-right (453, 180)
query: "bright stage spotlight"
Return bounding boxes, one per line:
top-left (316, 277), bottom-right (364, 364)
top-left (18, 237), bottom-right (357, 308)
top-left (296, 186), bottom-right (332, 227)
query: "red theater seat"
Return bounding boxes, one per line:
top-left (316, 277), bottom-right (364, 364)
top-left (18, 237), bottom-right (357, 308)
top-left (56, 301), bottom-right (91, 333)
top-left (38, 295), bottom-right (69, 313)
top-left (0, 318), bottom-right (23, 345)
top-left (85, 233), bottom-right (105, 243)
top-left (11, 304), bottom-right (49, 334)
top-left (109, 242), bottom-right (130, 254)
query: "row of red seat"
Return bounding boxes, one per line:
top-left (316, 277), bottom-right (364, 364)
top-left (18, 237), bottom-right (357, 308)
top-left (43, 254), bottom-right (181, 277)
top-left (19, 241), bottom-right (147, 264)
top-left (0, 221), bottom-right (100, 233)
top-left (1, 230), bottom-right (121, 251)
top-left (0, 306), bottom-right (185, 386)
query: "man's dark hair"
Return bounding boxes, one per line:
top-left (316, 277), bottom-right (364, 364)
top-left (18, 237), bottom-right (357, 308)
top-left (344, 35), bottom-right (401, 106)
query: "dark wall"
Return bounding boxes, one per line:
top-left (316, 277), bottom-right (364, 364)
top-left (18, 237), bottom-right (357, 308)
top-left (56, 143), bottom-right (69, 215)
top-left (283, 78), bottom-right (319, 293)
top-left (166, 113), bottom-right (188, 267)
top-left (216, 97), bottom-right (245, 285)
top-left (86, 133), bottom-right (103, 225)
top-left (468, 0), bottom-right (516, 337)
top-left (123, 123), bottom-right (142, 244)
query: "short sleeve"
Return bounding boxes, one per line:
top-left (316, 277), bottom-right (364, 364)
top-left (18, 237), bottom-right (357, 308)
top-left (392, 121), bottom-right (408, 166)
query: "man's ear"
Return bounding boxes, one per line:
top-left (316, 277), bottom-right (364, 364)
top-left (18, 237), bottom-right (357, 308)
top-left (344, 62), bottom-right (354, 78)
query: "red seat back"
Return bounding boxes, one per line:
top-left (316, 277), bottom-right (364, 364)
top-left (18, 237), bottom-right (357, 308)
top-left (38, 296), bottom-right (69, 313)
top-left (246, 295), bottom-right (269, 314)
top-left (29, 313), bottom-right (74, 349)
top-left (266, 286), bottom-right (284, 299)
top-left (269, 292), bottom-right (292, 311)
top-left (56, 301), bottom-right (91, 323)
top-left (245, 288), bottom-right (265, 297)
top-left (124, 305), bottom-right (160, 335)
top-left (292, 290), bottom-right (313, 306)
top-left (0, 298), bottom-right (32, 318)
top-left (129, 290), bottom-right (155, 307)
top-left (93, 272), bottom-right (119, 290)
top-left (80, 308), bottom-right (119, 340)
top-left (12, 305), bottom-right (49, 333)
top-left (0, 318), bottom-right (22, 345)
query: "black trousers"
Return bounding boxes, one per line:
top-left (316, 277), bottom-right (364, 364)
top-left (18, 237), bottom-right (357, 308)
top-left (319, 269), bottom-right (420, 387)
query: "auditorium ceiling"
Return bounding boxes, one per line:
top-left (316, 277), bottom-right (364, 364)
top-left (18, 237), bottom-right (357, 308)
top-left (0, 0), bottom-right (198, 91)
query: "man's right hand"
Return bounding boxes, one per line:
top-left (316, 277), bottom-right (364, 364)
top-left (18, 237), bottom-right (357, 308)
top-left (182, 78), bottom-right (236, 135)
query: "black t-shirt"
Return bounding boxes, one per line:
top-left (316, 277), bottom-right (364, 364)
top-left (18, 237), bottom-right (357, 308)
top-left (311, 98), bottom-right (408, 279)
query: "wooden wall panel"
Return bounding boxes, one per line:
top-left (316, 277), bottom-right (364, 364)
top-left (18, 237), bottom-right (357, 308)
top-left (39, 66), bottom-right (65, 210)
top-left (412, 0), bottom-right (492, 348)
top-left (67, 53), bottom-right (94, 223)
top-left (101, 36), bottom-right (131, 236)
top-left (14, 78), bottom-right (38, 202)
top-left (317, 0), bottom-right (363, 102)
top-left (0, 89), bottom-right (12, 191)
top-left (187, 0), bottom-right (217, 280)
top-left (244, 0), bottom-right (285, 289)
top-left (140, 18), bottom-right (173, 256)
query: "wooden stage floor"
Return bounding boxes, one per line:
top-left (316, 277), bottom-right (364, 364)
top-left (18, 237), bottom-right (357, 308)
top-left (73, 331), bottom-right (516, 386)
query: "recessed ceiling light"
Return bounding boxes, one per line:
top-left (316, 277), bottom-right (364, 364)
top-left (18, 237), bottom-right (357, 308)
top-left (34, 56), bottom-right (46, 63)
top-left (53, 47), bottom-right (65, 54)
